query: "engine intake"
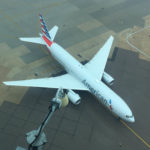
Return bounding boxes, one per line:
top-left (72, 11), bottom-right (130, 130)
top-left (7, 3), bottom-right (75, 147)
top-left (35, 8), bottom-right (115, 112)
top-left (67, 90), bottom-right (81, 105)
top-left (102, 72), bottom-right (114, 86)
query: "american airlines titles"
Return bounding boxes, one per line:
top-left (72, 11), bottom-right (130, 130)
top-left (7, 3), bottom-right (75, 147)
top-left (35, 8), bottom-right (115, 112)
top-left (82, 80), bottom-right (107, 105)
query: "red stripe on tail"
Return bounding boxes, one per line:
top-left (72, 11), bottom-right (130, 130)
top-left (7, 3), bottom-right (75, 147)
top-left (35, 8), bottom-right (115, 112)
top-left (42, 35), bottom-right (54, 47)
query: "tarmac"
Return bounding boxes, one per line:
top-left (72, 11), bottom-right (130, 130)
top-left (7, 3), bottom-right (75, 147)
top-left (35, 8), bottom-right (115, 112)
top-left (0, 0), bottom-right (150, 149)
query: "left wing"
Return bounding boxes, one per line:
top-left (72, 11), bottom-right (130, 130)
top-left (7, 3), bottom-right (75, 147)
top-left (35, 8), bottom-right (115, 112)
top-left (85, 36), bottom-right (114, 80)
top-left (3, 74), bottom-right (88, 91)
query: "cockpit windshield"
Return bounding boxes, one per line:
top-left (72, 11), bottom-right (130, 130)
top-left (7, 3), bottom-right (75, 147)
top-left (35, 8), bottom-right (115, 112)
top-left (126, 115), bottom-right (133, 118)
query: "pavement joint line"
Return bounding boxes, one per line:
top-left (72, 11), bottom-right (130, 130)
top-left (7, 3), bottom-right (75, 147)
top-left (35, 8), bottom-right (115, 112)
top-left (120, 120), bottom-right (150, 149)
top-left (126, 25), bottom-right (150, 60)
top-left (0, 7), bottom-right (51, 73)
top-left (0, 9), bottom-right (25, 33)
top-left (7, 2), bottom-right (62, 18)
top-left (49, 106), bottom-right (68, 149)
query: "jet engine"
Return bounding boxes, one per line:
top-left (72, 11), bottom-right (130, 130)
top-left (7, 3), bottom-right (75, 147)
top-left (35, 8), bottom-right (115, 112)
top-left (102, 72), bottom-right (114, 86)
top-left (67, 90), bottom-right (81, 105)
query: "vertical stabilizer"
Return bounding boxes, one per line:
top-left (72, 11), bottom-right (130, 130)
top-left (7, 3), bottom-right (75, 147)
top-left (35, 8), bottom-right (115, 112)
top-left (39, 13), bottom-right (51, 39)
top-left (19, 14), bottom-right (58, 45)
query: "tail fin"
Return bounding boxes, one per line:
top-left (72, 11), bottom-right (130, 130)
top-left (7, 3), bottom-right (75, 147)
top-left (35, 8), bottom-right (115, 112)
top-left (39, 13), bottom-right (51, 39)
top-left (19, 14), bottom-right (58, 45)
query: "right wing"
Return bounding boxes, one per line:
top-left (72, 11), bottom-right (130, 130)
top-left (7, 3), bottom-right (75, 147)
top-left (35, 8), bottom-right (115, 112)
top-left (3, 74), bottom-right (88, 91)
top-left (85, 36), bottom-right (114, 80)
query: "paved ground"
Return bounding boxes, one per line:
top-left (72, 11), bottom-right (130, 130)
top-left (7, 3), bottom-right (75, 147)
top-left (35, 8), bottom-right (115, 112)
top-left (0, 0), bottom-right (150, 150)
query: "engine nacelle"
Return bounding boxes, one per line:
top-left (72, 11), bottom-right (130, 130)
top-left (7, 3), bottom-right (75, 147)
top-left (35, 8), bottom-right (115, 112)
top-left (67, 90), bottom-right (81, 105)
top-left (102, 72), bottom-right (114, 86)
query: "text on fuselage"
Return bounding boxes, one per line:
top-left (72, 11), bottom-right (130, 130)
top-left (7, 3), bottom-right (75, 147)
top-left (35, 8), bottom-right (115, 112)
top-left (82, 80), bottom-right (107, 104)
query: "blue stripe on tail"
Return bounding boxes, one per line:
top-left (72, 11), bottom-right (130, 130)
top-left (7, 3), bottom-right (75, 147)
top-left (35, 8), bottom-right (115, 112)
top-left (39, 14), bottom-right (51, 39)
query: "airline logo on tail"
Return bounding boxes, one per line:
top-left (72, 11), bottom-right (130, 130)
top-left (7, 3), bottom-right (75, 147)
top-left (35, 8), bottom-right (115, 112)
top-left (17, 14), bottom-right (58, 47)
top-left (39, 13), bottom-right (51, 39)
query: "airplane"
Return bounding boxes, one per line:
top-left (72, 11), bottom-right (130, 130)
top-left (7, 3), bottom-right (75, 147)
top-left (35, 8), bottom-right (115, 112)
top-left (3, 14), bottom-right (135, 123)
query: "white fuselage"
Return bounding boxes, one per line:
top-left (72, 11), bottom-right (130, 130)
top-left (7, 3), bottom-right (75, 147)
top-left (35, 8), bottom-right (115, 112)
top-left (47, 42), bottom-right (135, 123)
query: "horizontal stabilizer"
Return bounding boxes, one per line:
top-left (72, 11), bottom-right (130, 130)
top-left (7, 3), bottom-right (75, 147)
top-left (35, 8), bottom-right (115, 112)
top-left (48, 25), bottom-right (59, 41)
top-left (19, 37), bottom-right (45, 45)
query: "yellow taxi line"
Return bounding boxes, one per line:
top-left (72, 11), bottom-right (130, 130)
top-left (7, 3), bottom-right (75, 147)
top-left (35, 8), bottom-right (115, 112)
top-left (120, 120), bottom-right (150, 148)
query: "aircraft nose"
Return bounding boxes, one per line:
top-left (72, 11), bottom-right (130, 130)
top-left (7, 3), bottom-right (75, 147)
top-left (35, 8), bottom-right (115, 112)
top-left (128, 116), bottom-right (135, 123)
